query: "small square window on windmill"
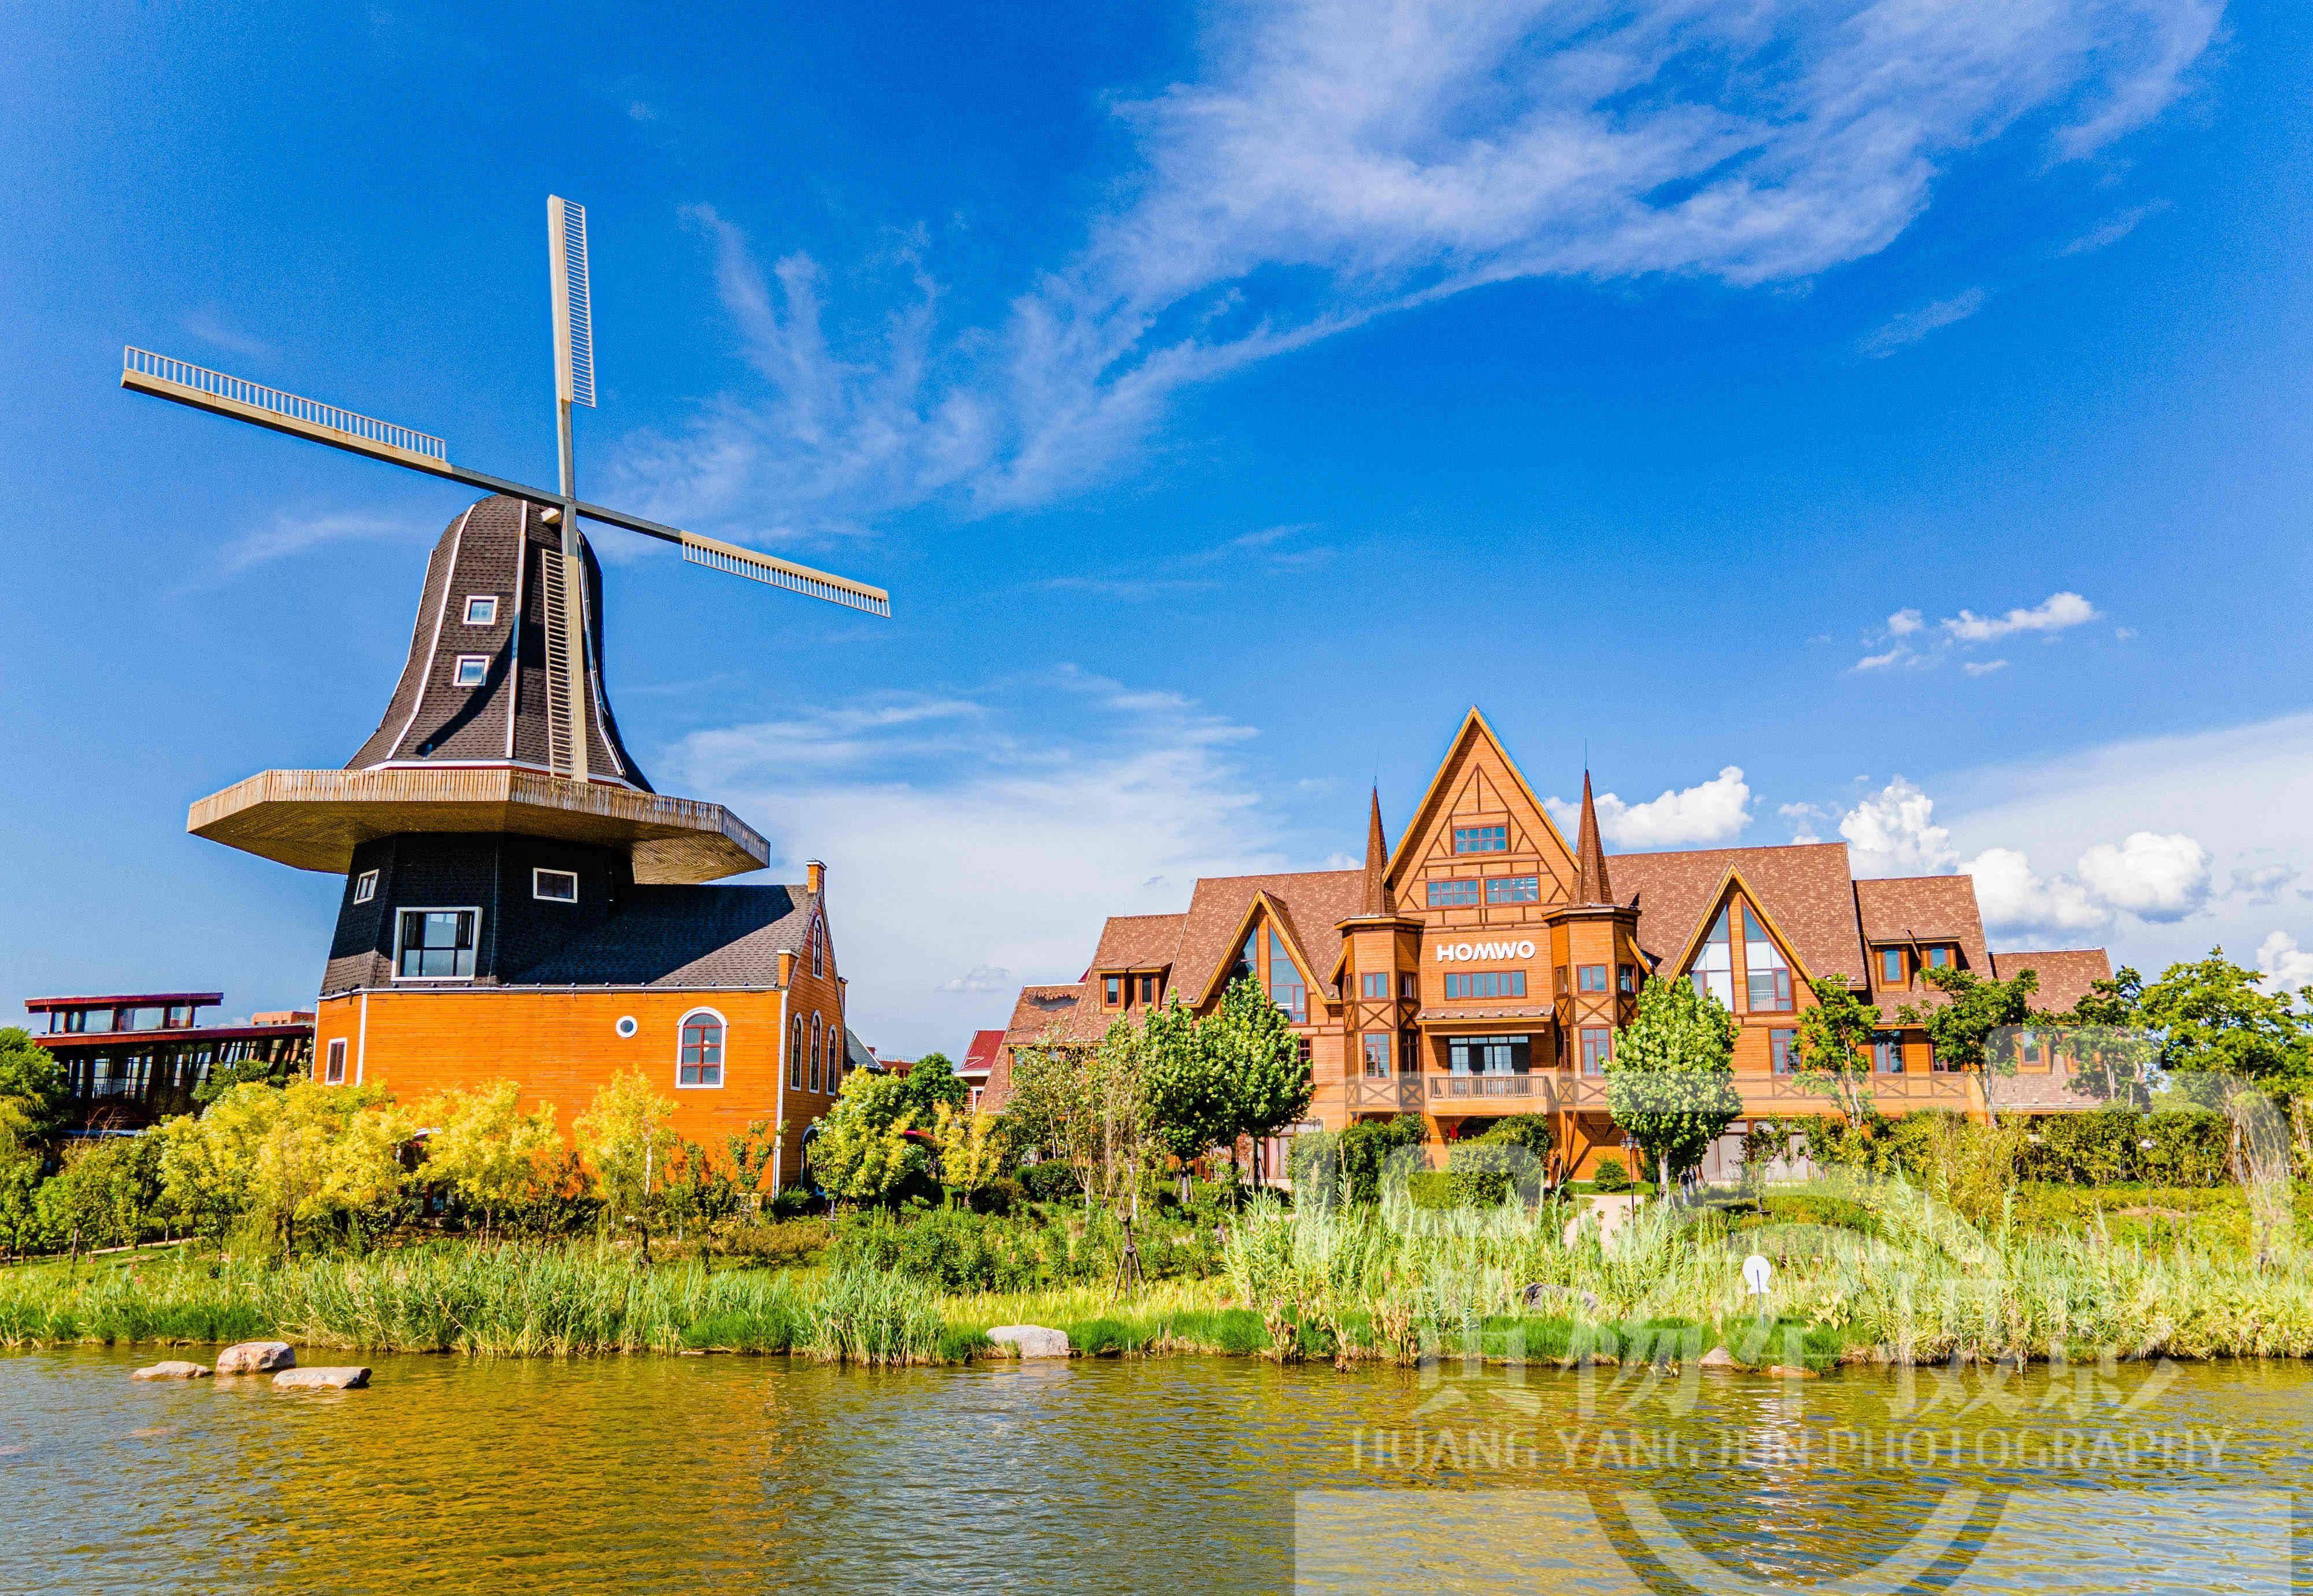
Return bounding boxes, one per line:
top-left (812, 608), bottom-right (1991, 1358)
top-left (116, 195), bottom-right (893, 789)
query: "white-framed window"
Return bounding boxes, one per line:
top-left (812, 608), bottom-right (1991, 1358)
top-left (811, 916), bottom-right (825, 978)
top-left (809, 1013), bottom-right (823, 1092)
top-left (533, 867), bottom-right (579, 903)
top-left (615, 1015), bottom-right (638, 1039)
top-left (352, 869), bottom-right (378, 904)
top-left (677, 1009), bottom-right (726, 1088)
top-left (453, 655), bottom-right (489, 688)
top-left (324, 1038), bottom-right (348, 1084)
top-left (826, 1021), bottom-right (843, 1089)
top-left (463, 595), bottom-right (498, 626)
top-left (789, 1017), bottom-right (804, 1089)
top-left (394, 907), bottom-right (479, 980)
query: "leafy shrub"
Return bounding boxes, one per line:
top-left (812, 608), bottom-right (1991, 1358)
top-left (2017, 1109), bottom-right (2227, 1187)
top-left (1591, 1157), bottom-right (1632, 1192)
top-left (1018, 1161), bottom-right (1078, 1203)
top-left (1472, 1114), bottom-right (1554, 1162)
top-left (976, 1177), bottom-right (1021, 1216)
top-left (1405, 1171), bottom-right (1457, 1210)
top-left (716, 1218), bottom-right (829, 1268)
top-left (936, 1324), bottom-right (993, 1362)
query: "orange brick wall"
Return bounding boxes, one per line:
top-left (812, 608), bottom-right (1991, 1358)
top-left (315, 983), bottom-right (838, 1189)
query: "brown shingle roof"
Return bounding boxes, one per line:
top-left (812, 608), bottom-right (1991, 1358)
top-left (1089, 913), bottom-right (1185, 972)
top-left (982, 983), bottom-right (1086, 1112)
top-left (1174, 870), bottom-right (1366, 1002)
top-left (1609, 843), bottom-right (1867, 984)
top-left (1991, 948), bottom-right (2115, 1012)
top-left (1854, 877), bottom-right (1991, 969)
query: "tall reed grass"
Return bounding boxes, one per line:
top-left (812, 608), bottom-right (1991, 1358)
top-left (0, 1242), bottom-right (951, 1364)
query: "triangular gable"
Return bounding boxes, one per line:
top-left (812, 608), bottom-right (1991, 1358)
top-left (1662, 867), bottom-right (1818, 988)
top-left (1383, 707), bottom-right (1580, 898)
top-left (1194, 889), bottom-right (1321, 1006)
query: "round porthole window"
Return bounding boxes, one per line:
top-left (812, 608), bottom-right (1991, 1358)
top-left (615, 1016), bottom-right (638, 1039)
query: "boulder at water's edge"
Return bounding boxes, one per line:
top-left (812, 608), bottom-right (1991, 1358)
top-left (274, 1366), bottom-right (370, 1390)
top-left (131, 1361), bottom-right (211, 1380)
top-left (987, 1325), bottom-right (1070, 1358)
top-left (216, 1340), bottom-right (296, 1375)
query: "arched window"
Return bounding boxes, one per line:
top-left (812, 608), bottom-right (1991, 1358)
top-left (1741, 906), bottom-right (1793, 1012)
top-left (826, 1021), bottom-right (842, 1088)
top-left (810, 1012), bottom-right (823, 1092)
top-left (789, 1017), bottom-right (804, 1090)
top-left (811, 916), bottom-right (825, 978)
top-left (677, 1010), bottom-right (726, 1088)
top-left (1691, 908), bottom-right (1734, 1007)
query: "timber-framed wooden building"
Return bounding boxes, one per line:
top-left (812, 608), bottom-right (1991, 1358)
top-left (986, 709), bottom-right (2114, 1177)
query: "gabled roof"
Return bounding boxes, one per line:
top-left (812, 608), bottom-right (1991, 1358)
top-left (1854, 876), bottom-right (1992, 970)
top-left (1609, 844), bottom-right (1867, 984)
top-left (1990, 948), bottom-right (2115, 1011)
top-left (1001, 983), bottom-right (1087, 1047)
top-left (1089, 913), bottom-right (1185, 972)
top-left (960, 1028), bottom-right (1004, 1078)
top-left (1174, 870), bottom-right (1365, 1004)
top-left (508, 884), bottom-right (816, 987)
top-left (1382, 707), bottom-right (1577, 893)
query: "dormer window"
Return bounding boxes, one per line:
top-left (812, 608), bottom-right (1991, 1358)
top-left (1879, 947), bottom-right (1906, 987)
top-left (453, 655), bottom-right (488, 688)
top-left (1137, 974), bottom-right (1158, 1003)
top-left (463, 596), bottom-right (498, 626)
top-left (1924, 945), bottom-right (1953, 971)
top-left (1104, 975), bottom-right (1123, 1007)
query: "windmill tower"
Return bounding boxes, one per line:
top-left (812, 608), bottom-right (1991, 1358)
top-left (124, 198), bottom-right (884, 1011)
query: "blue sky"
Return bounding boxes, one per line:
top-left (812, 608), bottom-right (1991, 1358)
top-left (5, 0), bottom-right (2311, 1056)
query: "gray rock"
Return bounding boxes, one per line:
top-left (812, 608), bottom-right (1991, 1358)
top-left (215, 1340), bottom-right (295, 1375)
top-left (131, 1360), bottom-right (211, 1380)
top-left (274, 1366), bottom-right (370, 1390)
top-left (1699, 1346), bottom-right (1736, 1369)
top-left (986, 1324), bottom-right (1070, 1358)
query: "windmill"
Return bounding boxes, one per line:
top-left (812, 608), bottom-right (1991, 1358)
top-left (124, 195), bottom-right (888, 791)
top-left (121, 197), bottom-right (889, 924)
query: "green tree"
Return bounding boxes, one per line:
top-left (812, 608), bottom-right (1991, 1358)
top-left (1207, 976), bottom-right (1313, 1189)
top-left (38, 1136), bottom-right (162, 1258)
top-left (415, 1081), bottom-right (562, 1237)
top-left (2055, 966), bottom-right (2157, 1107)
top-left (931, 1101), bottom-right (1008, 1207)
top-left (1607, 976), bottom-right (1741, 1189)
top-left (158, 1081), bottom-right (287, 1240)
top-left (248, 1080), bottom-right (412, 1254)
top-left (1794, 977), bottom-right (1883, 1127)
top-left (571, 1069), bottom-right (679, 1262)
top-left (2134, 951), bottom-right (2313, 1095)
top-left (1140, 998), bottom-right (1235, 1197)
top-left (0, 1103), bottom-right (48, 1258)
top-left (897, 1053), bottom-right (968, 1122)
top-left (807, 1069), bottom-right (921, 1207)
top-left (1902, 965), bottom-right (2041, 1125)
top-left (0, 1028), bottom-right (67, 1141)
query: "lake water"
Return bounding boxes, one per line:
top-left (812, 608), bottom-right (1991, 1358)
top-left (1, 1346), bottom-right (2304, 1593)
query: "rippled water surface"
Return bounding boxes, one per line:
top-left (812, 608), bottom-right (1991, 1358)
top-left (2, 1347), bottom-right (2306, 1593)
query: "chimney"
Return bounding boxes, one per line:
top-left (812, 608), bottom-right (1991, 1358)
top-left (777, 948), bottom-right (796, 987)
top-left (806, 859), bottom-right (825, 895)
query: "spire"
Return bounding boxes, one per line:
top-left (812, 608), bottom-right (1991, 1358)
top-left (1575, 769), bottom-right (1614, 906)
top-left (1361, 786), bottom-right (1391, 915)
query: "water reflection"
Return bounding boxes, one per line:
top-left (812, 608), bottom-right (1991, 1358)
top-left (0, 1349), bottom-right (2303, 1593)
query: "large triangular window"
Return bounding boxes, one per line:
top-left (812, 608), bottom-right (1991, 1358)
top-left (1742, 906), bottom-right (1793, 1012)
top-left (1268, 929), bottom-right (1307, 1023)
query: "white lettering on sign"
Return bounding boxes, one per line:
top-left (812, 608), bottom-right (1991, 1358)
top-left (1434, 939), bottom-right (1535, 962)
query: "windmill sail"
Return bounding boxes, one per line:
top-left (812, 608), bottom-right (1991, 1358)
top-left (549, 195), bottom-right (595, 409)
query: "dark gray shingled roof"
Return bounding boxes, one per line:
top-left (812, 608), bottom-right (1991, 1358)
top-left (509, 884), bottom-right (816, 987)
top-left (347, 494), bottom-right (652, 790)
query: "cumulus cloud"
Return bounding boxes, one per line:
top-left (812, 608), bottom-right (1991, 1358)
top-left (1963, 846), bottom-right (2109, 935)
top-left (1547, 766), bottom-right (1751, 849)
top-left (2075, 831), bottom-right (2211, 921)
top-left (1780, 801), bottom-right (1829, 845)
top-left (1943, 591), bottom-right (2101, 644)
top-left (608, 0), bottom-right (2221, 538)
top-left (936, 965), bottom-right (1014, 994)
top-left (2257, 931), bottom-right (2313, 991)
top-left (1839, 778), bottom-right (1958, 877)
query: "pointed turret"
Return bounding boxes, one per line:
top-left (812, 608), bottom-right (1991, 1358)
top-left (1575, 770), bottom-right (1614, 906)
top-left (1361, 787), bottom-right (1390, 915)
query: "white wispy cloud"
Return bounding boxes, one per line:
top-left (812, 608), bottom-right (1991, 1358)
top-left (657, 671), bottom-right (1294, 1056)
top-left (216, 510), bottom-right (430, 574)
top-left (1859, 288), bottom-right (1990, 358)
top-left (1546, 766), bottom-right (1752, 849)
top-left (608, 0), bottom-right (2220, 539)
top-left (2060, 199), bottom-right (2172, 255)
top-left (1853, 590), bottom-right (2107, 671)
top-left (180, 304), bottom-right (276, 362)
